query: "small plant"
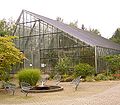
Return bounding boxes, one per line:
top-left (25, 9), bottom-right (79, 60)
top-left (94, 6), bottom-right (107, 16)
top-left (17, 68), bottom-right (41, 86)
top-left (74, 63), bottom-right (95, 78)
top-left (55, 57), bottom-right (71, 75)
top-left (112, 74), bottom-right (120, 80)
top-left (107, 75), bottom-right (115, 80)
top-left (61, 74), bottom-right (74, 82)
top-left (94, 73), bottom-right (108, 81)
top-left (85, 76), bottom-right (95, 82)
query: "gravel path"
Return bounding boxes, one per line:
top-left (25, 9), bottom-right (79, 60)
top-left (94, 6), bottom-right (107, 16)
top-left (1, 81), bottom-right (120, 105)
top-left (52, 84), bottom-right (120, 105)
top-left (20, 84), bottom-right (120, 105)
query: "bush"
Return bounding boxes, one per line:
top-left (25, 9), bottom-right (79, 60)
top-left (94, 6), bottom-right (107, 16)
top-left (74, 63), bottom-right (95, 78)
top-left (61, 74), bottom-right (74, 82)
top-left (104, 54), bottom-right (120, 73)
top-left (17, 68), bottom-right (41, 86)
top-left (94, 73), bottom-right (108, 81)
top-left (112, 74), bottom-right (120, 80)
top-left (0, 36), bottom-right (25, 81)
top-left (85, 76), bottom-right (95, 82)
top-left (107, 75), bottom-right (115, 80)
top-left (55, 57), bottom-right (71, 75)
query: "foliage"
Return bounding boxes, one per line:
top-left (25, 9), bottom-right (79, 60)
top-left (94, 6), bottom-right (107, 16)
top-left (56, 17), bottom-right (63, 22)
top-left (0, 70), bottom-right (8, 81)
top-left (74, 63), bottom-right (95, 78)
top-left (106, 75), bottom-right (115, 80)
top-left (81, 24), bottom-right (85, 30)
top-left (0, 36), bottom-right (24, 81)
top-left (110, 28), bottom-right (120, 44)
top-left (55, 57), bottom-right (71, 75)
top-left (89, 28), bottom-right (101, 36)
top-left (94, 73), bottom-right (108, 81)
top-left (104, 54), bottom-right (120, 73)
top-left (17, 68), bottom-right (41, 86)
top-left (112, 74), bottom-right (120, 80)
top-left (0, 19), bottom-right (15, 36)
top-left (61, 74), bottom-right (74, 82)
top-left (85, 76), bottom-right (95, 82)
top-left (85, 73), bottom-right (115, 81)
top-left (69, 20), bottom-right (78, 28)
top-left (47, 50), bottom-right (58, 67)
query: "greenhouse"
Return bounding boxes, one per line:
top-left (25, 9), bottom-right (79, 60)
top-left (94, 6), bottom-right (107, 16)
top-left (13, 10), bottom-right (120, 73)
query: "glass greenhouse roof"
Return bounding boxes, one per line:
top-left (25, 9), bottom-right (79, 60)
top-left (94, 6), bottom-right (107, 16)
top-left (19, 10), bottom-right (120, 50)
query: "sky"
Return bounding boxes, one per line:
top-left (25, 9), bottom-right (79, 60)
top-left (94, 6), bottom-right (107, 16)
top-left (0, 0), bottom-right (120, 38)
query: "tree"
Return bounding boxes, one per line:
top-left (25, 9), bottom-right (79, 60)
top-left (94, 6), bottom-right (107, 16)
top-left (89, 28), bottom-right (101, 36)
top-left (81, 24), bottom-right (85, 30)
top-left (0, 19), bottom-right (15, 37)
top-left (69, 20), bottom-right (78, 28)
top-left (0, 36), bottom-right (25, 81)
top-left (110, 28), bottom-right (120, 44)
top-left (56, 17), bottom-right (63, 22)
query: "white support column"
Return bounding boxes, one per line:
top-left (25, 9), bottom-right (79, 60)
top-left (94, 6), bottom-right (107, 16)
top-left (95, 46), bottom-right (98, 73)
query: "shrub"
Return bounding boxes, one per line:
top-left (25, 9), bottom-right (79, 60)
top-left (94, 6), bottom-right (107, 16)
top-left (55, 57), bottom-right (71, 75)
top-left (0, 36), bottom-right (25, 81)
top-left (104, 54), bottom-right (120, 73)
top-left (94, 73), bottom-right (108, 81)
top-left (85, 76), bottom-right (95, 82)
top-left (112, 74), bottom-right (120, 80)
top-left (61, 74), bottom-right (74, 82)
top-left (74, 63), bottom-right (95, 78)
top-left (107, 75), bottom-right (115, 80)
top-left (17, 68), bottom-right (41, 86)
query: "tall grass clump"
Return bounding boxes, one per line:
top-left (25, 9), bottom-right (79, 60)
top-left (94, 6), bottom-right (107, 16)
top-left (17, 68), bottom-right (41, 86)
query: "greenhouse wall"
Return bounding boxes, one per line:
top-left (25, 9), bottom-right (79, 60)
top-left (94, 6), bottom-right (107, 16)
top-left (13, 10), bottom-right (120, 73)
top-left (96, 46), bottom-right (120, 73)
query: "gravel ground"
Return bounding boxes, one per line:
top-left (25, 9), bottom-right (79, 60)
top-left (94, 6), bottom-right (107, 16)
top-left (0, 81), bottom-right (120, 105)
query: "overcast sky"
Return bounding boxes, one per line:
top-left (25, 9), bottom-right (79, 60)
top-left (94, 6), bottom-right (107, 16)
top-left (0, 0), bottom-right (120, 38)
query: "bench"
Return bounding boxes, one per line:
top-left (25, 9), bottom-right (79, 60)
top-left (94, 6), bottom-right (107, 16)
top-left (71, 76), bottom-right (81, 90)
top-left (20, 82), bottom-right (32, 96)
top-left (2, 81), bottom-right (16, 95)
top-left (53, 74), bottom-right (61, 85)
